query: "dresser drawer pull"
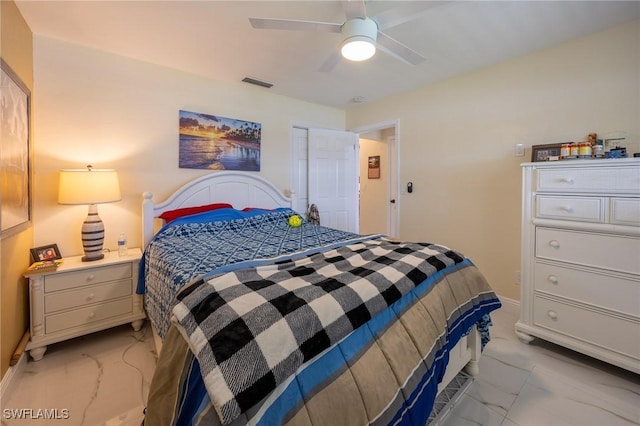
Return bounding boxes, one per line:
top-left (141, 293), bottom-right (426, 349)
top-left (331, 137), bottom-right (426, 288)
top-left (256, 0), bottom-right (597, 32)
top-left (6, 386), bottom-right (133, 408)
top-left (560, 206), bottom-right (574, 213)
top-left (547, 275), bottom-right (558, 284)
top-left (560, 177), bottom-right (574, 185)
top-left (86, 293), bottom-right (95, 301)
top-left (86, 274), bottom-right (95, 282)
top-left (87, 312), bottom-right (96, 319)
top-left (549, 240), bottom-right (560, 248)
top-left (547, 310), bottom-right (558, 320)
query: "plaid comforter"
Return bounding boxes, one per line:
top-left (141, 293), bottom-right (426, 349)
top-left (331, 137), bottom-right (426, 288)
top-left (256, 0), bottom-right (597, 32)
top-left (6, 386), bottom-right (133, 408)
top-left (172, 237), bottom-right (468, 425)
top-left (139, 208), bottom-right (361, 338)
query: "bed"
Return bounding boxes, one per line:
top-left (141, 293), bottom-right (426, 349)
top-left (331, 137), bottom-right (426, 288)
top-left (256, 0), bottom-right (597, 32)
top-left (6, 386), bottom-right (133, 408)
top-left (139, 171), bottom-right (501, 426)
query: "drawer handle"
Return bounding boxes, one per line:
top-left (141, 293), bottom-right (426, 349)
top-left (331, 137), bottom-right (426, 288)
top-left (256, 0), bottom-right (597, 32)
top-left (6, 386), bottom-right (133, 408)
top-left (549, 240), bottom-right (560, 249)
top-left (561, 177), bottom-right (574, 185)
top-left (86, 274), bottom-right (95, 282)
top-left (561, 206), bottom-right (574, 213)
top-left (547, 310), bottom-right (558, 320)
top-left (87, 312), bottom-right (96, 319)
top-left (547, 275), bottom-right (558, 284)
top-left (86, 293), bottom-right (95, 301)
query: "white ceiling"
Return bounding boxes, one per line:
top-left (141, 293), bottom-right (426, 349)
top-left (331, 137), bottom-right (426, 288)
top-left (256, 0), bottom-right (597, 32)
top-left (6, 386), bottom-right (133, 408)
top-left (15, 1), bottom-right (640, 109)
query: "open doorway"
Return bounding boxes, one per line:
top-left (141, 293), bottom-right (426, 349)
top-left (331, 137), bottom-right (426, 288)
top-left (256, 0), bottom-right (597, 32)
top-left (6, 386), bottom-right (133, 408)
top-left (353, 120), bottom-right (399, 238)
top-left (290, 121), bottom-right (398, 237)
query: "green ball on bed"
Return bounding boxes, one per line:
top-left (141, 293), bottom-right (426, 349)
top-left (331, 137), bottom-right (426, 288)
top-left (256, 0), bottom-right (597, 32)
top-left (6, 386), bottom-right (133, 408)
top-left (288, 215), bottom-right (302, 228)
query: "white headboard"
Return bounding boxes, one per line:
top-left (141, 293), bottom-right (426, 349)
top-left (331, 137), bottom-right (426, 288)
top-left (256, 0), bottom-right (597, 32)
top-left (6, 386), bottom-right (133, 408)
top-left (142, 171), bottom-right (292, 247)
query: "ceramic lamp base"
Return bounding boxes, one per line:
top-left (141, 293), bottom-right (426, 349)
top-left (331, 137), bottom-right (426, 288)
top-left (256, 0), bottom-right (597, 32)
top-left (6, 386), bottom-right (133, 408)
top-left (81, 254), bottom-right (105, 262)
top-left (81, 204), bottom-right (105, 261)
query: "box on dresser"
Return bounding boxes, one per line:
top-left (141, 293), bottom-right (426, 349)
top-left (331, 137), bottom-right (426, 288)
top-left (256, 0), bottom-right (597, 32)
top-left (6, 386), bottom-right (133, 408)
top-left (25, 248), bottom-right (145, 361)
top-left (517, 158), bottom-right (639, 374)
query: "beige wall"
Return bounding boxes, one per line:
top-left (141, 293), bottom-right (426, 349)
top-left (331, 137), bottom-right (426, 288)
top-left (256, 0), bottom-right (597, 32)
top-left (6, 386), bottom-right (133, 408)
top-left (359, 137), bottom-right (388, 235)
top-left (1, 0), bottom-right (33, 379)
top-left (347, 19), bottom-right (640, 301)
top-left (31, 37), bottom-right (345, 258)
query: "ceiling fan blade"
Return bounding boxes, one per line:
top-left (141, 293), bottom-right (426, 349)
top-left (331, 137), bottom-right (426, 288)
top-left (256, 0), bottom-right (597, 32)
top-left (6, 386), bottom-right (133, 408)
top-left (249, 17), bottom-right (341, 33)
top-left (318, 51), bottom-right (342, 72)
top-left (372, 1), bottom-right (447, 31)
top-left (342, 0), bottom-right (367, 20)
top-left (376, 32), bottom-right (426, 65)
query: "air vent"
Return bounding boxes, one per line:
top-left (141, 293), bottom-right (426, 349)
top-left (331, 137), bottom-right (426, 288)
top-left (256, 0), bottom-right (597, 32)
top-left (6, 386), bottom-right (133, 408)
top-left (242, 77), bottom-right (273, 88)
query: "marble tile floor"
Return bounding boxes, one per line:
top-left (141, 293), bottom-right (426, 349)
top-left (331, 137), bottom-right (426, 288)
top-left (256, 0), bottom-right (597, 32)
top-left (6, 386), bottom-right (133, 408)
top-left (1, 323), bottom-right (156, 426)
top-left (2, 305), bottom-right (639, 426)
top-left (437, 305), bottom-right (640, 426)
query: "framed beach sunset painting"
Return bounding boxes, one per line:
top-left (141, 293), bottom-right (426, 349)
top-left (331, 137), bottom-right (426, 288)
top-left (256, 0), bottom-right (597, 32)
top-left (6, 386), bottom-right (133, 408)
top-left (179, 110), bottom-right (261, 171)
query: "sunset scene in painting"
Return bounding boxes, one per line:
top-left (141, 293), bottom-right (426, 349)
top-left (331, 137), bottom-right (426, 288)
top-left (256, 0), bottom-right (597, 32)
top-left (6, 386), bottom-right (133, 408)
top-left (179, 110), bottom-right (261, 171)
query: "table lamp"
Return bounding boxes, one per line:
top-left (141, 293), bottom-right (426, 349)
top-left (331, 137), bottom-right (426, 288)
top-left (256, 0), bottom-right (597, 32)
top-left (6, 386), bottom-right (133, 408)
top-left (58, 165), bottom-right (121, 261)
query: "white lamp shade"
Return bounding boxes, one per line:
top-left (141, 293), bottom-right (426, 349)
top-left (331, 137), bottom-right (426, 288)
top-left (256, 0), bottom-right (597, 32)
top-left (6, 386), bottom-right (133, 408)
top-left (58, 169), bottom-right (121, 205)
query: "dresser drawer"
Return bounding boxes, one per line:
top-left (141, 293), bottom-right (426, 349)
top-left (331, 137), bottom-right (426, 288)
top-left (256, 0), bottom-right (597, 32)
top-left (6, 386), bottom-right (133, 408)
top-left (45, 279), bottom-right (132, 314)
top-left (44, 263), bottom-right (132, 292)
top-left (536, 166), bottom-right (640, 194)
top-left (611, 198), bottom-right (640, 226)
top-left (533, 296), bottom-right (639, 360)
top-left (536, 228), bottom-right (640, 275)
top-left (534, 262), bottom-right (639, 317)
top-left (535, 195), bottom-right (605, 222)
top-left (45, 298), bottom-right (133, 334)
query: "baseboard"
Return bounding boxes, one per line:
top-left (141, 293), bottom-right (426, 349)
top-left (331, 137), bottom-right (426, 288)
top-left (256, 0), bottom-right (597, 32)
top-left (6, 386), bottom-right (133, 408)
top-left (498, 295), bottom-right (520, 317)
top-left (0, 351), bottom-right (27, 399)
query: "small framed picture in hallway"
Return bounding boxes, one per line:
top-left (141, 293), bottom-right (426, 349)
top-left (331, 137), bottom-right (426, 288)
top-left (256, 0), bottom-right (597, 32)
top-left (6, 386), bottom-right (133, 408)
top-left (368, 155), bottom-right (380, 179)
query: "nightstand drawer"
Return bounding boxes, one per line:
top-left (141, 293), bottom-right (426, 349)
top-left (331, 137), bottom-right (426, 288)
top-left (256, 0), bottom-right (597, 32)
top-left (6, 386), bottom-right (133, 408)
top-left (536, 166), bottom-right (640, 194)
top-left (46, 298), bottom-right (133, 334)
top-left (611, 198), bottom-right (640, 226)
top-left (45, 279), bottom-right (132, 314)
top-left (44, 263), bottom-right (132, 292)
top-left (535, 195), bottom-right (604, 222)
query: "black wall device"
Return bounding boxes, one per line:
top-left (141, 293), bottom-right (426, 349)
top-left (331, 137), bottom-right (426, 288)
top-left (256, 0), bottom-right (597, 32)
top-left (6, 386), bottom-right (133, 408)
top-left (407, 182), bottom-right (413, 193)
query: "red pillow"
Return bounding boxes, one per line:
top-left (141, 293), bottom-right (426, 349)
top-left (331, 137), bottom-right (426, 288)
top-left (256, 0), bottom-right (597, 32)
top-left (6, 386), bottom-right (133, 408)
top-left (159, 203), bottom-right (233, 223)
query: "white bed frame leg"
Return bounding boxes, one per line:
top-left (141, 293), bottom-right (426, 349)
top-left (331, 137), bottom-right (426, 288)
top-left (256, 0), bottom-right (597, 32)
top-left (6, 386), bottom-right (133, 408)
top-left (463, 328), bottom-right (481, 377)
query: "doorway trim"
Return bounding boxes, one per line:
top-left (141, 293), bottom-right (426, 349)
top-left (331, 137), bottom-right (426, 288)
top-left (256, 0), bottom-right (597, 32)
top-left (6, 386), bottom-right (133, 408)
top-left (350, 119), bottom-right (400, 238)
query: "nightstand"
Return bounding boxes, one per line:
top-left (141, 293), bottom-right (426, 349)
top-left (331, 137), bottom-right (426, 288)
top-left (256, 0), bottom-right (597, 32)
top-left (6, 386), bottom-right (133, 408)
top-left (25, 248), bottom-right (146, 361)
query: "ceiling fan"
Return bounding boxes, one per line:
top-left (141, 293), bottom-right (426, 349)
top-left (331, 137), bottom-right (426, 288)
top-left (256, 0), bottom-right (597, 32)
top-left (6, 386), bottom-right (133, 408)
top-left (249, 0), bottom-right (441, 71)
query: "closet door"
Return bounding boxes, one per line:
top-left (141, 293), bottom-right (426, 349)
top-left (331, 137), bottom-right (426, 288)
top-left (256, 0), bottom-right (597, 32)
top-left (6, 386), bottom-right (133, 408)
top-left (308, 128), bottom-right (359, 233)
top-left (290, 127), bottom-right (309, 215)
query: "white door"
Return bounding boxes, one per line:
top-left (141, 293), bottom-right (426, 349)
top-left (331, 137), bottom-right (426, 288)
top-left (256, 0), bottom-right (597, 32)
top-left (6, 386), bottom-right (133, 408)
top-left (290, 127), bottom-right (309, 215)
top-left (308, 128), bottom-right (359, 233)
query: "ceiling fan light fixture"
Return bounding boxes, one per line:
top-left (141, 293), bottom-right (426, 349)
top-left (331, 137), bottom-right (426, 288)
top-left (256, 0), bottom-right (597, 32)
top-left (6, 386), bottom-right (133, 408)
top-left (341, 17), bottom-right (377, 62)
top-left (341, 37), bottom-right (376, 61)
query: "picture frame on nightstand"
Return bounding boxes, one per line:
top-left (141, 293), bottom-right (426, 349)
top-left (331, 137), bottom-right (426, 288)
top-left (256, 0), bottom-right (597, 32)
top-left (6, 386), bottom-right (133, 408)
top-left (30, 244), bottom-right (62, 262)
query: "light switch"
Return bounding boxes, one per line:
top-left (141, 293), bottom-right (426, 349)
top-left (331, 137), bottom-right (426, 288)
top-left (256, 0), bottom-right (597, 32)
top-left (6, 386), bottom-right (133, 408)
top-left (515, 144), bottom-right (525, 157)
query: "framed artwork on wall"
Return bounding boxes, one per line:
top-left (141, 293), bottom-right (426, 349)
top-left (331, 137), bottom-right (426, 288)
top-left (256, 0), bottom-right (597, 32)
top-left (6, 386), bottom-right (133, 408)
top-left (1, 58), bottom-right (31, 236)
top-left (178, 110), bottom-right (261, 171)
top-left (368, 155), bottom-right (380, 179)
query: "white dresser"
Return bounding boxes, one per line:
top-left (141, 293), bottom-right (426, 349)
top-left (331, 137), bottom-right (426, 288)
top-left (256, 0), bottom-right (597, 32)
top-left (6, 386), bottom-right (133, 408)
top-left (25, 249), bottom-right (146, 361)
top-left (516, 158), bottom-right (640, 374)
